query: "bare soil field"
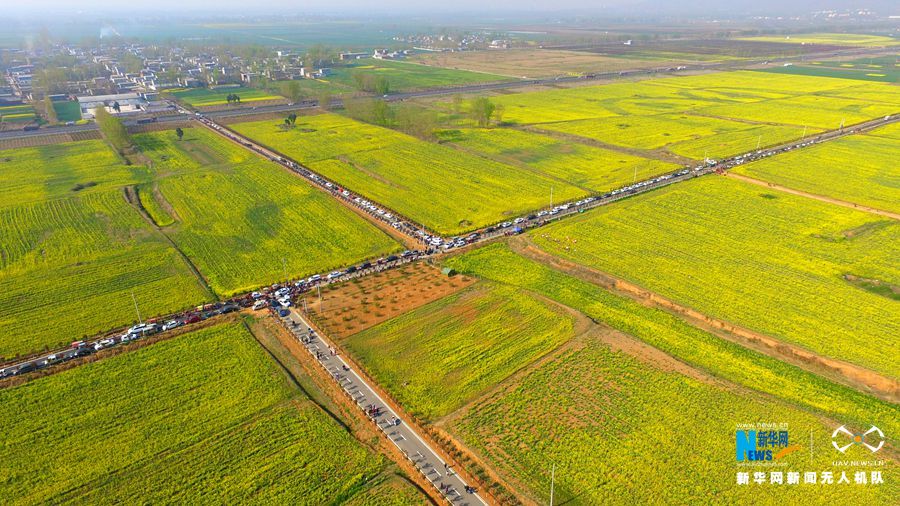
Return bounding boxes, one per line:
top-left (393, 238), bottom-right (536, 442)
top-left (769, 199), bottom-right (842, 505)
top-left (0, 131), bottom-right (101, 150)
top-left (559, 39), bottom-right (846, 57)
top-left (306, 263), bottom-right (476, 338)
top-left (412, 49), bottom-right (669, 78)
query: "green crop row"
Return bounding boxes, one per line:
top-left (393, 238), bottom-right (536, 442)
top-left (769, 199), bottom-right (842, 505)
top-left (135, 128), bottom-right (401, 295)
top-left (528, 176), bottom-right (900, 379)
top-left (233, 115), bottom-right (587, 235)
top-left (343, 283), bottom-right (576, 420)
top-left (442, 127), bottom-right (678, 192)
top-left (451, 335), bottom-right (898, 504)
top-left (0, 188), bottom-right (209, 358)
top-left (733, 123), bottom-right (900, 213)
top-left (445, 243), bottom-right (899, 438)
top-left (0, 322), bottom-right (405, 504)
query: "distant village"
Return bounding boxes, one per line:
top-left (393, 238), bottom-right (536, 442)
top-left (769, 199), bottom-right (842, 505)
top-left (0, 29), bottom-right (514, 122)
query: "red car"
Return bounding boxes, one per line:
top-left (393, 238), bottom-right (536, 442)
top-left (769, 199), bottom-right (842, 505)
top-left (184, 314), bottom-right (202, 324)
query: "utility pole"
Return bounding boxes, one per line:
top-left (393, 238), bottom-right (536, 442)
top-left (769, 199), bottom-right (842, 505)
top-left (131, 291), bottom-right (143, 325)
top-left (633, 164), bottom-right (638, 184)
top-left (801, 125), bottom-right (807, 140)
top-left (550, 186), bottom-right (553, 208)
top-left (317, 284), bottom-right (323, 313)
top-left (282, 257), bottom-right (287, 281)
top-left (756, 135), bottom-right (762, 150)
top-left (549, 463), bottom-right (556, 506)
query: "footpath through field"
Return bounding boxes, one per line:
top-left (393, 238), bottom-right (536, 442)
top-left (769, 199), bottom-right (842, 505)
top-left (279, 309), bottom-right (487, 506)
top-left (725, 172), bottom-right (900, 220)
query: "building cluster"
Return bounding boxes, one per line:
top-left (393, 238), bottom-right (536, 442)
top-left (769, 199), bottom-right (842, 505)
top-left (392, 32), bottom-right (508, 51)
top-left (1, 41), bottom-right (339, 103)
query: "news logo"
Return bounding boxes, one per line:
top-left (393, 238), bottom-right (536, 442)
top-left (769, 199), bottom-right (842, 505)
top-left (831, 425), bottom-right (885, 454)
top-left (736, 428), bottom-right (792, 461)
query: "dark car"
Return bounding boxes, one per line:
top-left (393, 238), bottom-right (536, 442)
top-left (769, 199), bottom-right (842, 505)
top-left (360, 262), bottom-right (372, 269)
top-left (345, 266), bottom-right (358, 274)
top-left (218, 304), bottom-right (239, 314)
top-left (13, 363), bottom-right (35, 375)
top-left (386, 255), bottom-right (399, 262)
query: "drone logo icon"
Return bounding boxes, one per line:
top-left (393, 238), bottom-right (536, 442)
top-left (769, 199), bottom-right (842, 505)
top-left (831, 425), bottom-right (884, 453)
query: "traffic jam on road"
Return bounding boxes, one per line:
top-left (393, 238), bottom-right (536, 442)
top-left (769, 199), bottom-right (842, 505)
top-left (4, 111), bottom-right (884, 381)
top-left (0, 249), bottom-right (424, 380)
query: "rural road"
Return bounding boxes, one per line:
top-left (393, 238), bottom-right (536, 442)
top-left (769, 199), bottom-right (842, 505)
top-left (279, 310), bottom-right (487, 506)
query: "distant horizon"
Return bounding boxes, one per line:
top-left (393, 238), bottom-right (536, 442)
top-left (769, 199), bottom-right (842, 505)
top-left (4, 0), bottom-right (900, 18)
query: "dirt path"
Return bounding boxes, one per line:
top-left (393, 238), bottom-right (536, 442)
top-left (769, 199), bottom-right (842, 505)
top-left (123, 186), bottom-right (218, 300)
top-left (508, 236), bottom-right (900, 403)
top-left (726, 172), bottom-right (900, 220)
top-left (517, 124), bottom-right (699, 166)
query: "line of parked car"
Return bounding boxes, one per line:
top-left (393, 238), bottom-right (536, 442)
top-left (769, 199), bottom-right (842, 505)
top-left (0, 301), bottom-right (243, 379)
top-left (196, 117), bottom-right (432, 244)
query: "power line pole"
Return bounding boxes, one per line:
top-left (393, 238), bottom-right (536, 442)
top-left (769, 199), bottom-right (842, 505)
top-left (282, 257), bottom-right (287, 281)
top-left (131, 291), bottom-right (143, 325)
top-left (550, 462), bottom-right (556, 506)
top-left (756, 134), bottom-right (762, 150)
top-left (550, 186), bottom-right (553, 208)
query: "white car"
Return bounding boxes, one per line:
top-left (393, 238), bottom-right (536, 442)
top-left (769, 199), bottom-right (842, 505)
top-left (162, 320), bottom-right (181, 331)
top-left (252, 300), bottom-right (267, 311)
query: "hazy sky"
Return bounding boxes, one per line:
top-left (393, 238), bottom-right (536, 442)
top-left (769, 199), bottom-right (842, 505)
top-left (4, 0), bottom-right (896, 16)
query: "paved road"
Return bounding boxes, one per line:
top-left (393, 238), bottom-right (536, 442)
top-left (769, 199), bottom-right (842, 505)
top-left (279, 310), bottom-right (486, 506)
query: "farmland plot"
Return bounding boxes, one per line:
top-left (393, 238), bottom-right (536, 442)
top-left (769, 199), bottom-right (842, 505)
top-left (733, 125), bottom-right (900, 213)
top-left (536, 113), bottom-right (812, 159)
top-left (450, 337), bottom-right (898, 505)
top-left (328, 59), bottom-right (514, 91)
top-left (466, 71), bottom-right (897, 161)
top-left (697, 94), bottom-right (898, 129)
top-left (0, 141), bottom-right (208, 358)
top-left (168, 87), bottom-right (284, 107)
top-left (232, 115), bottom-right (586, 235)
top-left (0, 322), bottom-right (407, 504)
top-left (342, 283), bottom-right (576, 420)
top-left (134, 128), bottom-right (401, 295)
top-left (529, 176), bottom-right (900, 379)
top-left (0, 140), bottom-right (146, 207)
top-left (739, 33), bottom-right (900, 47)
top-left (445, 244), bottom-right (900, 439)
top-left (442, 127), bottom-right (678, 191)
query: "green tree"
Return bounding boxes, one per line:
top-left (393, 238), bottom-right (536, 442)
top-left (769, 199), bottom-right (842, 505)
top-left (284, 80), bottom-right (303, 103)
top-left (94, 107), bottom-right (132, 154)
top-left (175, 127), bottom-right (184, 141)
top-left (395, 103), bottom-right (437, 140)
top-left (374, 76), bottom-right (391, 95)
top-left (44, 96), bottom-right (58, 124)
top-left (468, 97), bottom-right (495, 127)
